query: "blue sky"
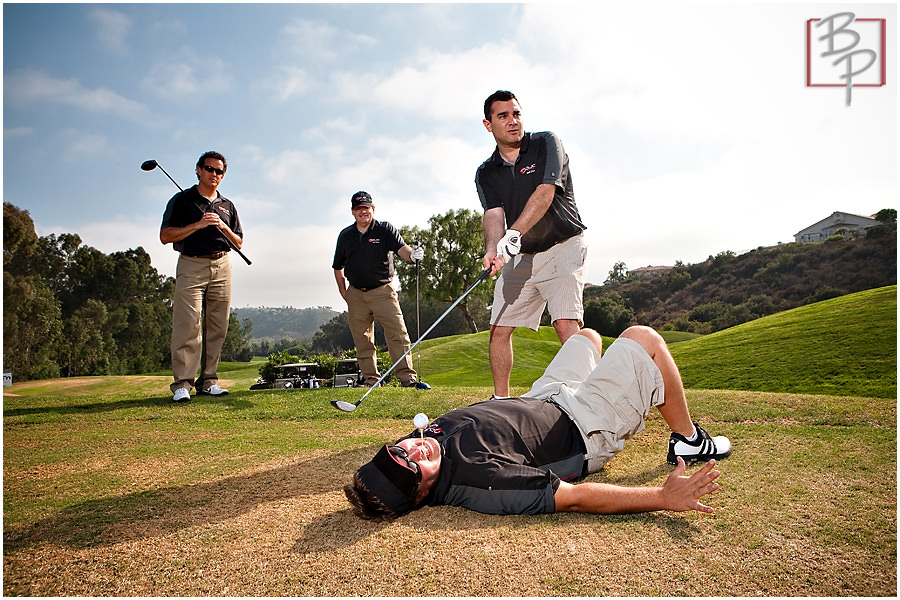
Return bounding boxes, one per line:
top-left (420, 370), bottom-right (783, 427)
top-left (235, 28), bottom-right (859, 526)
top-left (3, 2), bottom-right (896, 310)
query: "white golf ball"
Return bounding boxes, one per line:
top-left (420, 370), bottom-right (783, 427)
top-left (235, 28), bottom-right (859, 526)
top-left (413, 413), bottom-right (429, 429)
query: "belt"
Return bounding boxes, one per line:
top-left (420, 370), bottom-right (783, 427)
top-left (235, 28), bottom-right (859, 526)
top-left (183, 251), bottom-right (227, 259)
top-left (351, 284), bottom-right (385, 292)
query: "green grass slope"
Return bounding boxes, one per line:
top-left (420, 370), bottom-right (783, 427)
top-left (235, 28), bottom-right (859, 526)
top-left (416, 327), bottom-right (632, 391)
top-left (420, 286), bottom-right (896, 398)
top-left (671, 285), bottom-right (896, 398)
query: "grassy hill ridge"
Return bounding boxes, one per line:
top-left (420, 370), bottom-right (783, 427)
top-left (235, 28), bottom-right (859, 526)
top-left (6, 286), bottom-right (895, 399)
top-left (670, 285), bottom-right (896, 397)
top-left (591, 227), bottom-right (896, 333)
top-left (414, 286), bottom-right (895, 398)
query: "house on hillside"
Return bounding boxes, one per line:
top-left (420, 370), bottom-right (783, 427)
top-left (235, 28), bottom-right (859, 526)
top-left (794, 211), bottom-right (880, 243)
top-left (628, 265), bottom-right (674, 279)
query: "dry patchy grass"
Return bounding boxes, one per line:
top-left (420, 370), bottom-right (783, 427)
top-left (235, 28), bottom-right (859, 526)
top-left (3, 392), bottom-right (896, 596)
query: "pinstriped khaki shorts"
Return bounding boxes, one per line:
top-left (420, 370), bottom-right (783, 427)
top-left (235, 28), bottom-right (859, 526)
top-left (490, 233), bottom-right (587, 330)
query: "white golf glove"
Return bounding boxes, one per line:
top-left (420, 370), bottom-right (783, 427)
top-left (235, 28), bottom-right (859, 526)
top-left (496, 229), bottom-right (522, 263)
top-left (410, 245), bottom-right (425, 262)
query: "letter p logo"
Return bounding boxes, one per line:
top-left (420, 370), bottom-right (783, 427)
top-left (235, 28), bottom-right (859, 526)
top-left (806, 13), bottom-right (886, 106)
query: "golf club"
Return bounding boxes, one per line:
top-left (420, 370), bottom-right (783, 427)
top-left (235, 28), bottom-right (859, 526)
top-left (331, 265), bottom-right (493, 412)
top-left (414, 240), bottom-right (431, 390)
top-left (141, 159), bottom-right (252, 265)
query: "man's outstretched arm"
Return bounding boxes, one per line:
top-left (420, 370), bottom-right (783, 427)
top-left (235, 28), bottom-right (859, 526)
top-left (554, 458), bottom-right (721, 514)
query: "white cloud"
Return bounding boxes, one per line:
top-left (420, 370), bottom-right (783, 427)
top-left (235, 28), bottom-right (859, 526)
top-left (279, 18), bottom-right (377, 63)
top-left (88, 7), bottom-right (132, 56)
top-left (4, 69), bottom-right (153, 123)
top-left (140, 49), bottom-right (233, 99)
top-left (334, 43), bottom-right (546, 124)
top-left (263, 65), bottom-right (315, 102)
top-left (60, 130), bottom-right (109, 162)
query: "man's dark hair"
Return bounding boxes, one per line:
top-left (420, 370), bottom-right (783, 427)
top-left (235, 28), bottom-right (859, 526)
top-left (196, 150), bottom-right (228, 173)
top-left (483, 90), bottom-right (518, 121)
top-left (343, 472), bottom-right (400, 521)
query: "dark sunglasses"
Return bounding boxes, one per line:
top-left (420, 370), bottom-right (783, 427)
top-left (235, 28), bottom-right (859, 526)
top-left (201, 165), bottom-right (225, 176)
top-left (388, 446), bottom-right (421, 480)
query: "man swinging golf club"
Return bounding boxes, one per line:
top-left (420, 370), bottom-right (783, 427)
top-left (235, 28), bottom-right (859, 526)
top-left (344, 325), bottom-right (732, 519)
top-left (159, 151), bottom-right (243, 402)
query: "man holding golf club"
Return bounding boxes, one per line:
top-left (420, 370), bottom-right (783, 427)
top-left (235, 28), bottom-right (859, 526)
top-left (344, 325), bottom-right (732, 520)
top-left (332, 191), bottom-right (424, 388)
top-left (159, 151), bottom-right (243, 402)
top-left (476, 90), bottom-right (587, 399)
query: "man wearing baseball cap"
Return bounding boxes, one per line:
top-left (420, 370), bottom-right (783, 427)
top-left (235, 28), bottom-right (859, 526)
top-left (332, 191), bottom-right (425, 387)
top-left (344, 325), bottom-right (732, 520)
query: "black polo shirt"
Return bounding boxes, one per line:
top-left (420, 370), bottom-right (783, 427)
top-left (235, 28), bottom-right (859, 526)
top-left (332, 219), bottom-right (406, 290)
top-left (475, 131), bottom-right (586, 254)
top-left (160, 185), bottom-right (243, 255)
top-left (398, 396), bottom-right (587, 515)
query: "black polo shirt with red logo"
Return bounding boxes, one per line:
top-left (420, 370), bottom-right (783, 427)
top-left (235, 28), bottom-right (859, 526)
top-left (332, 219), bottom-right (406, 290)
top-left (160, 185), bottom-right (243, 255)
top-left (475, 131), bottom-right (586, 254)
top-left (397, 396), bottom-right (587, 515)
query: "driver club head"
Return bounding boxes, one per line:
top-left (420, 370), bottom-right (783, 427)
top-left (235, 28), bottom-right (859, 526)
top-left (331, 400), bottom-right (358, 412)
top-left (414, 381), bottom-right (431, 390)
top-left (140, 159), bottom-right (158, 172)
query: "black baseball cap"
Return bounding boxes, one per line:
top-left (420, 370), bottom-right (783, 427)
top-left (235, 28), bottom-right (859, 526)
top-left (351, 191), bottom-right (374, 208)
top-left (356, 445), bottom-right (420, 516)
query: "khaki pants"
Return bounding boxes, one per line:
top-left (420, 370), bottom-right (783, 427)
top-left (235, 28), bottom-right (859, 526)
top-left (345, 284), bottom-right (416, 385)
top-left (170, 254), bottom-right (232, 392)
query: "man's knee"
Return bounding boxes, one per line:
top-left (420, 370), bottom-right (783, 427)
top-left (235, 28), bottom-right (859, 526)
top-left (572, 328), bottom-right (603, 355)
top-left (619, 325), bottom-right (664, 354)
top-left (552, 318), bottom-right (582, 344)
top-left (489, 325), bottom-right (514, 342)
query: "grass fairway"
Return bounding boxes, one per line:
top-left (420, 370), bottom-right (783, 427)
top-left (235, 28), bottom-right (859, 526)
top-left (672, 286), bottom-right (897, 398)
top-left (3, 287), bottom-right (896, 596)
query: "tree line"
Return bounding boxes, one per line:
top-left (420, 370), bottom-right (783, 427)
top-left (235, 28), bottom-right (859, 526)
top-left (11, 198), bottom-right (890, 381)
top-left (3, 203), bottom-right (253, 381)
top-left (232, 306), bottom-right (339, 342)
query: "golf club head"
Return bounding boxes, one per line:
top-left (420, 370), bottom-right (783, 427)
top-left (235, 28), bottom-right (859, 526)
top-left (140, 160), bottom-right (158, 171)
top-left (331, 400), bottom-right (358, 412)
top-left (414, 381), bottom-right (431, 390)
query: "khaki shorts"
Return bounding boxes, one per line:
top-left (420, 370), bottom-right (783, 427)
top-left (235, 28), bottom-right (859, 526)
top-left (490, 233), bottom-right (586, 330)
top-left (526, 334), bottom-right (665, 472)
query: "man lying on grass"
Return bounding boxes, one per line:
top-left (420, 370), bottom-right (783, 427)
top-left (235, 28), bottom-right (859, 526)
top-left (344, 326), bottom-right (732, 520)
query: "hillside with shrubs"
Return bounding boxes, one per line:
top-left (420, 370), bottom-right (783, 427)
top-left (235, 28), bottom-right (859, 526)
top-left (584, 224), bottom-right (896, 335)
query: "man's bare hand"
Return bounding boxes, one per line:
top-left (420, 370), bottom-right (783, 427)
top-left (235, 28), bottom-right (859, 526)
top-left (483, 250), bottom-right (504, 276)
top-left (200, 212), bottom-right (223, 229)
top-left (661, 458), bottom-right (721, 513)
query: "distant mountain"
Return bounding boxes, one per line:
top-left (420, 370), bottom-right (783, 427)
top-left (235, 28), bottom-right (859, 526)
top-left (232, 306), bottom-right (340, 341)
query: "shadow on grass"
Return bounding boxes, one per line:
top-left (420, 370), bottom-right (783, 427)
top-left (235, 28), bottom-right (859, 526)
top-left (290, 497), bottom-right (698, 557)
top-left (4, 447), bottom-right (697, 557)
top-left (2, 447), bottom-right (361, 554)
top-left (290, 462), bottom-right (699, 554)
top-left (2, 394), bottom-right (255, 417)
